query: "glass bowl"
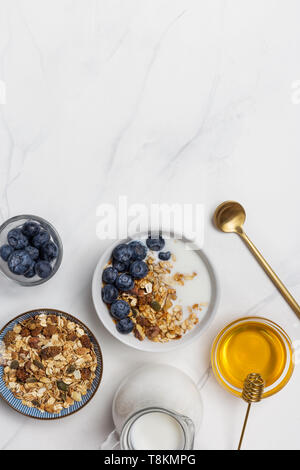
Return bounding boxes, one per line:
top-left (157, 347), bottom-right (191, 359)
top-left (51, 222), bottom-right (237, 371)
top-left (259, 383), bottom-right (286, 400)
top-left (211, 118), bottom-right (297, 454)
top-left (211, 316), bottom-right (294, 398)
top-left (0, 215), bottom-right (63, 286)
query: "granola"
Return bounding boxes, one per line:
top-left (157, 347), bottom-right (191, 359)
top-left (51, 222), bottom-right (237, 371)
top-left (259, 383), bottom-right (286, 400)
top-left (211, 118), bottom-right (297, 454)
top-left (1, 314), bottom-right (97, 414)
top-left (108, 252), bottom-right (204, 343)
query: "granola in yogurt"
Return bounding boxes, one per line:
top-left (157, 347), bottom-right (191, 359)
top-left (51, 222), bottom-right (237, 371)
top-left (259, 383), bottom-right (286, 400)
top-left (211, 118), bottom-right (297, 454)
top-left (102, 236), bottom-right (207, 343)
top-left (120, 254), bottom-right (204, 342)
top-left (1, 313), bottom-right (97, 414)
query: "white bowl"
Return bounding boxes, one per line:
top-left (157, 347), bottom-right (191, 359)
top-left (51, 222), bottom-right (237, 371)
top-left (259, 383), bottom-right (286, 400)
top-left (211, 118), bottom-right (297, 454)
top-left (92, 232), bottom-right (220, 352)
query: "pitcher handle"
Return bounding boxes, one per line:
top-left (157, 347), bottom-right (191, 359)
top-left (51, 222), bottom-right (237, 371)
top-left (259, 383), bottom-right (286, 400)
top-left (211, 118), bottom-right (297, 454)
top-left (99, 429), bottom-right (120, 450)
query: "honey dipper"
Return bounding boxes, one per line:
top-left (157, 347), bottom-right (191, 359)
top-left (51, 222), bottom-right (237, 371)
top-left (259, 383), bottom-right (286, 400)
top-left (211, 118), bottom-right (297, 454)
top-left (238, 373), bottom-right (265, 450)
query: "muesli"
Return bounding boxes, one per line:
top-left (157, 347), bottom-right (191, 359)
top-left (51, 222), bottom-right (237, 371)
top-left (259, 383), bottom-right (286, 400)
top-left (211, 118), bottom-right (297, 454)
top-left (1, 313), bottom-right (97, 414)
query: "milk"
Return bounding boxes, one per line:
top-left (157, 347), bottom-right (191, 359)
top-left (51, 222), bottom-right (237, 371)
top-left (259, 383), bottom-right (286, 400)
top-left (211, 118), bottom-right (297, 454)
top-left (130, 411), bottom-right (185, 450)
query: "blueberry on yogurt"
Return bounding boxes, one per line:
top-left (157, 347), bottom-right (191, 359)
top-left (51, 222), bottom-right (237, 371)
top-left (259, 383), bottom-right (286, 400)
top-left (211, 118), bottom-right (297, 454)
top-left (158, 251), bottom-right (171, 261)
top-left (112, 244), bottom-right (133, 264)
top-left (128, 241), bottom-right (147, 261)
top-left (115, 273), bottom-right (134, 291)
top-left (146, 236), bottom-right (165, 251)
top-left (7, 229), bottom-right (29, 250)
top-left (129, 260), bottom-right (149, 280)
top-left (112, 259), bottom-right (129, 273)
top-left (116, 317), bottom-right (134, 334)
top-left (102, 266), bottom-right (118, 284)
top-left (8, 250), bottom-right (33, 275)
top-left (32, 229), bottom-right (50, 249)
top-left (0, 245), bottom-right (13, 262)
top-left (110, 300), bottom-right (130, 320)
top-left (102, 284), bottom-right (119, 303)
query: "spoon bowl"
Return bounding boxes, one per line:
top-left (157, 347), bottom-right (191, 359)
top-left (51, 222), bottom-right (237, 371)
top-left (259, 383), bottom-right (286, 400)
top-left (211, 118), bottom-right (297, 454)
top-left (214, 201), bottom-right (246, 234)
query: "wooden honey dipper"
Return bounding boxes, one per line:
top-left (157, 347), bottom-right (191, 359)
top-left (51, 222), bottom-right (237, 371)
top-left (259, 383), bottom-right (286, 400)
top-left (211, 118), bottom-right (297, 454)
top-left (238, 373), bottom-right (265, 450)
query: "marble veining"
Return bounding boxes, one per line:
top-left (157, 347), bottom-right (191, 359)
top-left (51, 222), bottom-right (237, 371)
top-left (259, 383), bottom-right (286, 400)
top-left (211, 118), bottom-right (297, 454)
top-left (0, 0), bottom-right (299, 449)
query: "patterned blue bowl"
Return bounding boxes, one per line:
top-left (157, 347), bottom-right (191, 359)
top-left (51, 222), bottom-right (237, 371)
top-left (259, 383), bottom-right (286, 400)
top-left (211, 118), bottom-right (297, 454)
top-left (0, 309), bottom-right (103, 419)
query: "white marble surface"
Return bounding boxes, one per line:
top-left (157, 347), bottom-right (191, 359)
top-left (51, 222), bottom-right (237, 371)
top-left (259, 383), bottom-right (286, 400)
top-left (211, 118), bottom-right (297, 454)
top-left (0, 0), bottom-right (300, 450)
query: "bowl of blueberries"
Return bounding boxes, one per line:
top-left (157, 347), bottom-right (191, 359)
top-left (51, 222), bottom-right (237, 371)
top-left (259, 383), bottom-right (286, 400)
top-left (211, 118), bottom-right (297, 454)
top-left (0, 215), bottom-right (63, 286)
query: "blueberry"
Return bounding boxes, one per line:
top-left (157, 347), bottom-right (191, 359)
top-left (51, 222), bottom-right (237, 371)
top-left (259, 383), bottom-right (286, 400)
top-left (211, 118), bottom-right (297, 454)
top-left (112, 259), bottom-right (129, 273)
top-left (146, 236), bottom-right (165, 251)
top-left (32, 229), bottom-right (50, 248)
top-left (102, 284), bottom-right (119, 303)
top-left (25, 245), bottom-right (39, 261)
top-left (22, 221), bottom-right (40, 238)
top-left (0, 245), bottom-right (13, 262)
top-left (24, 262), bottom-right (36, 278)
top-left (110, 300), bottom-right (130, 320)
top-left (158, 251), bottom-right (171, 261)
top-left (102, 266), bottom-right (118, 284)
top-left (7, 229), bottom-right (29, 250)
top-left (40, 241), bottom-right (58, 261)
top-left (116, 317), bottom-right (134, 334)
top-left (129, 260), bottom-right (149, 280)
top-left (128, 241), bottom-right (147, 261)
top-left (35, 260), bottom-right (53, 279)
top-left (7, 250), bottom-right (32, 275)
top-left (112, 243), bottom-right (133, 263)
top-left (115, 273), bottom-right (134, 291)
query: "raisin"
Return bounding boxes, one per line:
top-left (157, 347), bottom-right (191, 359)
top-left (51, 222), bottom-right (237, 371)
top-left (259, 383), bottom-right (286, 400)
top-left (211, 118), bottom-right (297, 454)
top-left (66, 332), bottom-right (77, 341)
top-left (40, 346), bottom-right (61, 360)
top-left (80, 335), bottom-right (91, 349)
top-left (136, 316), bottom-right (151, 328)
top-left (16, 368), bottom-right (29, 383)
top-left (31, 326), bottom-right (43, 337)
top-left (28, 337), bottom-right (40, 349)
top-left (43, 325), bottom-right (57, 338)
top-left (81, 368), bottom-right (91, 380)
top-left (20, 328), bottom-right (30, 337)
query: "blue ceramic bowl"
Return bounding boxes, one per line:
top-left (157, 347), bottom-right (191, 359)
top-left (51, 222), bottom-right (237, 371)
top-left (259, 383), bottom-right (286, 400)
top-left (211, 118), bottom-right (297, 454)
top-left (0, 309), bottom-right (103, 419)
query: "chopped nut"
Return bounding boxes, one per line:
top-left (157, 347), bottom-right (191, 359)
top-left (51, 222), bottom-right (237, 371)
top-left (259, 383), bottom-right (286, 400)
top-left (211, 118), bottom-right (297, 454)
top-left (145, 326), bottom-right (160, 340)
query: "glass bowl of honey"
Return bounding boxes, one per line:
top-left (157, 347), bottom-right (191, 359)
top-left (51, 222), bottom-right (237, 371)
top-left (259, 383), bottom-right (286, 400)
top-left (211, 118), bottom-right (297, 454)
top-left (211, 317), bottom-right (294, 398)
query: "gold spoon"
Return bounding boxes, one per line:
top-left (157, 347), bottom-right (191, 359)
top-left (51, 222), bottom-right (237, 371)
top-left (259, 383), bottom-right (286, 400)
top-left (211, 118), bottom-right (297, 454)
top-left (214, 201), bottom-right (300, 320)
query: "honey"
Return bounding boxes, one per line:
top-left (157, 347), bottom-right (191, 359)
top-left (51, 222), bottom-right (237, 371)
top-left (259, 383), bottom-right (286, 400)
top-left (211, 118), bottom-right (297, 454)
top-left (212, 317), bottom-right (294, 397)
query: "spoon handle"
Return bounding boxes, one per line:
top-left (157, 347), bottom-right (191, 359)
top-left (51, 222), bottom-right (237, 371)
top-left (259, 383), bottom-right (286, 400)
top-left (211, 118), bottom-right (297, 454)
top-left (239, 231), bottom-right (300, 319)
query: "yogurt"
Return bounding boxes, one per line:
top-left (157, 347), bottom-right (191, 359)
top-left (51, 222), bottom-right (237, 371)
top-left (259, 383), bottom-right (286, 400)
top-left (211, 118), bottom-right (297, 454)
top-left (156, 238), bottom-right (211, 320)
